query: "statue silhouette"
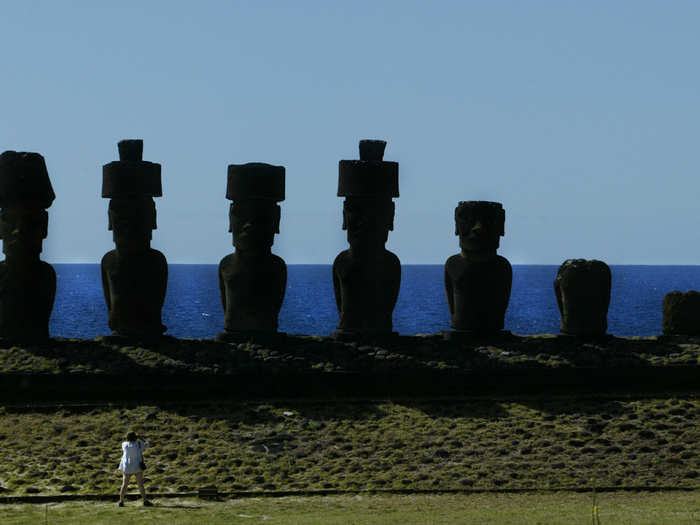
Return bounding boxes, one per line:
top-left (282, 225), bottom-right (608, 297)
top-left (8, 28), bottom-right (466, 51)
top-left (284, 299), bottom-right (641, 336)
top-left (444, 201), bottom-right (512, 335)
top-left (333, 140), bottom-right (400, 337)
top-left (101, 140), bottom-right (167, 340)
top-left (554, 259), bottom-right (611, 337)
top-left (0, 151), bottom-right (56, 342)
top-left (218, 162), bottom-right (286, 338)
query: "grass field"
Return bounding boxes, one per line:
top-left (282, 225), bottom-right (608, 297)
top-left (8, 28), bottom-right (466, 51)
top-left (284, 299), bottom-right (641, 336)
top-left (2, 492), bottom-right (700, 524)
top-left (0, 396), bottom-right (699, 496)
top-left (4, 338), bottom-right (699, 522)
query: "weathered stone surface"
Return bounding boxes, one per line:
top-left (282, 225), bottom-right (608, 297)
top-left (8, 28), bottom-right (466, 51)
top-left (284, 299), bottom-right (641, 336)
top-left (118, 139), bottom-right (143, 161)
top-left (333, 140), bottom-right (400, 336)
top-left (226, 162), bottom-right (285, 201)
top-left (101, 140), bottom-right (167, 339)
top-left (662, 291), bottom-right (700, 335)
top-left (0, 151), bottom-right (56, 342)
top-left (554, 259), bottom-right (611, 336)
top-left (338, 139), bottom-right (398, 198)
top-left (358, 139), bottom-right (386, 161)
top-left (102, 139), bottom-right (161, 198)
top-left (0, 151), bottom-right (55, 208)
top-left (444, 201), bottom-right (511, 334)
top-left (219, 163), bottom-right (286, 335)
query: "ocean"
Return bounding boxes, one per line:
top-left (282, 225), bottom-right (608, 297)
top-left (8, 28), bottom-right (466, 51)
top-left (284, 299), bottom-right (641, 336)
top-left (50, 264), bottom-right (700, 339)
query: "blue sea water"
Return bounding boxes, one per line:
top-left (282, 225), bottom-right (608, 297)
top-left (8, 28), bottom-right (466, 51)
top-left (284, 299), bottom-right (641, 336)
top-left (50, 264), bottom-right (700, 339)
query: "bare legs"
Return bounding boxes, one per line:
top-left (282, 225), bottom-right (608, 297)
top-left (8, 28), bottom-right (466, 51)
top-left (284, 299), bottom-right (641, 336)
top-left (119, 473), bottom-right (129, 504)
top-left (136, 472), bottom-right (148, 501)
top-left (119, 471), bottom-right (148, 505)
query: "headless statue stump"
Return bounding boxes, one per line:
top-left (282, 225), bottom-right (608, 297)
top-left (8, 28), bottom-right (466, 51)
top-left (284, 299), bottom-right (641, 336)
top-left (218, 163), bottom-right (286, 342)
top-left (444, 201), bottom-right (512, 339)
top-left (333, 140), bottom-right (400, 340)
top-left (662, 291), bottom-right (700, 336)
top-left (554, 259), bottom-right (611, 337)
top-left (0, 151), bottom-right (56, 342)
top-left (101, 140), bottom-right (167, 340)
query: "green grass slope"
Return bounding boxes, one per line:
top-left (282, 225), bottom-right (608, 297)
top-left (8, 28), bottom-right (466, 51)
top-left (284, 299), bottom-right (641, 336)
top-left (1, 396), bottom-right (698, 497)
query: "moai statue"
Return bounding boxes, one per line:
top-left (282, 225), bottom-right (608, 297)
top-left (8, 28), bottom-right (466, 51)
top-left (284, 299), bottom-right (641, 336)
top-left (218, 162), bottom-right (286, 339)
top-left (444, 201), bottom-right (512, 336)
top-left (662, 291), bottom-right (700, 336)
top-left (333, 139), bottom-right (400, 337)
top-left (0, 151), bottom-right (56, 342)
top-left (101, 140), bottom-right (167, 339)
top-left (554, 259), bottom-right (611, 337)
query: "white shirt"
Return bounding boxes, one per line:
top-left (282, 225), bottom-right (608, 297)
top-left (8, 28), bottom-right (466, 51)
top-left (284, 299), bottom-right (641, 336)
top-left (118, 440), bottom-right (149, 474)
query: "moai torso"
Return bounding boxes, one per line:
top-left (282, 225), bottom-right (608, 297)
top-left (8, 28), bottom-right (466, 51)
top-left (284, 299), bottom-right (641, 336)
top-left (0, 152), bottom-right (56, 342)
top-left (219, 252), bottom-right (286, 332)
top-left (554, 258), bottom-right (610, 336)
top-left (101, 140), bottom-right (167, 339)
top-left (101, 248), bottom-right (167, 336)
top-left (219, 163), bottom-right (287, 334)
top-left (333, 248), bottom-right (400, 332)
top-left (445, 254), bottom-right (511, 332)
top-left (333, 140), bottom-right (401, 335)
top-left (0, 260), bottom-right (55, 341)
top-left (444, 201), bottom-right (512, 334)
top-left (662, 291), bottom-right (700, 336)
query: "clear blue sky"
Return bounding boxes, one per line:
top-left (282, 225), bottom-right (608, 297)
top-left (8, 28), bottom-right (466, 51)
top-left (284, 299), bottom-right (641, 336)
top-left (2, 1), bottom-right (698, 264)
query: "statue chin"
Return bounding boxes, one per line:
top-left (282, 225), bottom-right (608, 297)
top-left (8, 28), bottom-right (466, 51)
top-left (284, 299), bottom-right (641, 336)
top-left (459, 238), bottom-right (498, 256)
top-left (114, 241), bottom-right (151, 254)
top-left (348, 231), bottom-right (388, 251)
top-left (3, 240), bottom-right (43, 259)
top-left (234, 239), bottom-right (273, 256)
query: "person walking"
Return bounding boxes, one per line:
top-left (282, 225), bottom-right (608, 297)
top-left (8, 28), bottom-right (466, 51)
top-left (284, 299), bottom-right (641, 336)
top-left (118, 431), bottom-right (152, 507)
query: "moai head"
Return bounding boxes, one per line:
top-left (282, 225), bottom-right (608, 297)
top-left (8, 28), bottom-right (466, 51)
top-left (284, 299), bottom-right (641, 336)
top-left (226, 163), bottom-right (285, 256)
top-left (102, 139), bottom-right (161, 253)
top-left (455, 201), bottom-right (505, 257)
top-left (108, 197), bottom-right (156, 248)
top-left (554, 259), bottom-right (611, 336)
top-left (0, 151), bottom-right (55, 259)
top-left (338, 140), bottom-right (398, 252)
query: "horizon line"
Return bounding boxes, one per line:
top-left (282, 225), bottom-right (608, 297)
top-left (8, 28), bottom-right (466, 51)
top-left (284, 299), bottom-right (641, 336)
top-left (46, 261), bottom-right (700, 267)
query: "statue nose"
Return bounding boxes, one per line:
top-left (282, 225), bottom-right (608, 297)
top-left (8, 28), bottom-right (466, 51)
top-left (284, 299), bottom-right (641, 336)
top-left (16, 223), bottom-right (32, 234)
top-left (471, 221), bottom-right (484, 233)
top-left (352, 216), bottom-right (368, 229)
